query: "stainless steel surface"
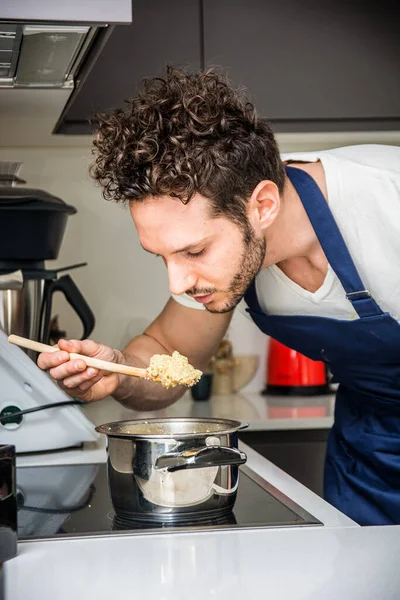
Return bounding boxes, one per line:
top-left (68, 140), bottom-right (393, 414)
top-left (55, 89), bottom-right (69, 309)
top-left (0, 1), bottom-right (131, 88)
top-left (0, 162), bottom-right (23, 186)
top-left (96, 418), bottom-right (248, 522)
top-left (96, 417), bottom-right (249, 438)
top-left (15, 25), bottom-right (91, 87)
top-left (0, 278), bottom-right (44, 359)
top-left (0, 270), bottom-right (23, 290)
top-left (0, 23), bottom-right (97, 89)
top-left (155, 446), bottom-right (247, 472)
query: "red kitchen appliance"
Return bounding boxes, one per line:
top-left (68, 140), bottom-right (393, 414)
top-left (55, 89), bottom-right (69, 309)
top-left (263, 337), bottom-right (330, 396)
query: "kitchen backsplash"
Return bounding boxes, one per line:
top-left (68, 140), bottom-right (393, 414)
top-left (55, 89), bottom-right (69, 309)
top-left (1, 129), bottom-right (398, 392)
top-left (0, 146), bottom-right (269, 392)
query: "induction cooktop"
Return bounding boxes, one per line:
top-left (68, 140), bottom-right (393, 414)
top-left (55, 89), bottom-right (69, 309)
top-left (16, 462), bottom-right (322, 541)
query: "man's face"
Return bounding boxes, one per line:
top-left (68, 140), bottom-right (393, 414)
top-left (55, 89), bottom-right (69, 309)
top-left (130, 193), bottom-right (266, 313)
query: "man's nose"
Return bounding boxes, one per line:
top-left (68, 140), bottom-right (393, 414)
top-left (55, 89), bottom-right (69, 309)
top-left (168, 262), bottom-right (197, 296)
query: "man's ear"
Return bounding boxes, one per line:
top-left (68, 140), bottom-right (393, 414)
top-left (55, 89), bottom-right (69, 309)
top-left (247, 180), bottom-right (280, 233)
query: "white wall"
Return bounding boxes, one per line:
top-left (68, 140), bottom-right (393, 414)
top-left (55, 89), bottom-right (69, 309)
top-left (0, 146), bottom-right (268, 391)
top-left (1, 129), bottom-right (399, 391)
top-left (0, 147), bottom-right (171, 348)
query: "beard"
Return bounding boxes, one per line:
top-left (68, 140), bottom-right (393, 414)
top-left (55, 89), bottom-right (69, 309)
top-left (187, 223), bottom-right (266, 314)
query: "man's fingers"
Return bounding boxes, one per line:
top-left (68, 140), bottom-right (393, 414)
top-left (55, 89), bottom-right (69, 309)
top-left (62, 367), bottom-right (102, 390)
top-left (48, 359), bottom-right (87, 381)
top-left (57, 338), bottom-right (80, 352)
top-left (58, 338), bottom-right (108, 358)
top-left (36, 338), bottom-right (118, 402)
top-left (77, 372), bottom-right (103, 391)
top-left (37, 350), bottom-right (70, 370)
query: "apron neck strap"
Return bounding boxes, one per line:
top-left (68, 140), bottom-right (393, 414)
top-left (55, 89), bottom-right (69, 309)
top-left (283, 166), bottom-right (382, 318)
top-left (244, 278), bottom-right (263, 314)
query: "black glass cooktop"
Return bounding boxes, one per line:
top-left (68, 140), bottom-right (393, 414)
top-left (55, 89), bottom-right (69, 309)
top-left (16, 463), bottom-right (322, 540)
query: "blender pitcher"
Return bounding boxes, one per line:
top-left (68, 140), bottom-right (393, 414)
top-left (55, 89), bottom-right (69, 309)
top-left (0, 264), bottom-right (95, 360)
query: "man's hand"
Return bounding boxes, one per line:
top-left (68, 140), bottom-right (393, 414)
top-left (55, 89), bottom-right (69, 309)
top-left (38, 298), bottom-right (233, 410)
top-left (37, 339), bottom-right (121, 402)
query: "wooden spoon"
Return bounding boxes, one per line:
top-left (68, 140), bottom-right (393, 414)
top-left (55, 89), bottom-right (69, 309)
top-left (8, 334), bottom-right (202, 388)
top-left (8, 334), bottom-right (148, 379)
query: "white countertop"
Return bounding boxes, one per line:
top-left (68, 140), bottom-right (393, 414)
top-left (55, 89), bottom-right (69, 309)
top-left (83, 389), bottom-right (336, 432)
top-left (17, 391), bottom-right (335, 467)
top-left (10, 390), bottom-right (400, 599)
top-left (7, 525), bottom-right (400, 600)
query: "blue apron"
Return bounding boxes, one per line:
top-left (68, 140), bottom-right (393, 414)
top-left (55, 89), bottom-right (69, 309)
top-left (244, 166), bottom-right (400, 526)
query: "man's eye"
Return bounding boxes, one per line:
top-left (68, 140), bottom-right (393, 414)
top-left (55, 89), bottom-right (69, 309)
top-left (186, 249), bottom-right (205, 259)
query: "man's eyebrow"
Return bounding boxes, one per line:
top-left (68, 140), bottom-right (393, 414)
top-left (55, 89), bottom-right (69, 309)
top-left (172, 243), bottom-right (199, 254)
top-left (172, 238), bottom-right (210, 254)
top-left (141, 239), bottom-right (208, 256)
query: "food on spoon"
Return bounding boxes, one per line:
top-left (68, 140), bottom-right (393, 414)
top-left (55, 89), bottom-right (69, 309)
top-left (146, 351), bottom-right (202, 389)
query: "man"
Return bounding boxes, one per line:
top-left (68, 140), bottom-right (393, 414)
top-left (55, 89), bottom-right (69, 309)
top-left (38, 67), bottom-right (400, 526)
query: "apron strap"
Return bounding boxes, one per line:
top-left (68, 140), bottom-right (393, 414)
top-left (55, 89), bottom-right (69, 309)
top-left (244, 278), bottom-right (263, 314)
top-left (285, 166), bottom-right (383, 318)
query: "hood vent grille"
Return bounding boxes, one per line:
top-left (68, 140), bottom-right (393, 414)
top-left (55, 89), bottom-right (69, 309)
top-left (0, 23), bottom-right (97, 88)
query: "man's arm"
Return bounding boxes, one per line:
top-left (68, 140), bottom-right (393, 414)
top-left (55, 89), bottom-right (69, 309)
top-left (38, 298), bottom-right (232, 411)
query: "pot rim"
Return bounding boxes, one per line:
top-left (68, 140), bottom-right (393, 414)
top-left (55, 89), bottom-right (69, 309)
top-left (95, 417), bottom-right (248, 439)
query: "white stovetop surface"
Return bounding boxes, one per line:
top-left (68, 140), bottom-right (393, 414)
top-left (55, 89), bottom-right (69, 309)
top-left (7, 525), bottom-right (400, 599)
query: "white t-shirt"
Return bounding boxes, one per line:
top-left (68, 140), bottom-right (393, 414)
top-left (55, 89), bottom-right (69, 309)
top-left (172, 145), bottom-right (400, 323)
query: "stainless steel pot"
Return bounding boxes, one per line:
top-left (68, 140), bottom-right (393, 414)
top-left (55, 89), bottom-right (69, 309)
top-left (95, 417), bottom-right (248, 522)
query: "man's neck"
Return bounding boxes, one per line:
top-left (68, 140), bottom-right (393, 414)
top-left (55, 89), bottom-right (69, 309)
top-left (261, 161), bottom-right (328, 271)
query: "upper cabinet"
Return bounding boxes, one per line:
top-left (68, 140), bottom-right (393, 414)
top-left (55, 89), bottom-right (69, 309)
top-left (202, 0), bottom-right (400, 132)
top-left (54, 0), bottom-right (201, 134)
top-left (0, 0), bottom-right (132, 24)
top-left (56, 0), bottom-right (400, 134)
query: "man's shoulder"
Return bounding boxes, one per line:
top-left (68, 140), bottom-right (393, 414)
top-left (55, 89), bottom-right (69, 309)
top-left (325, 144), bottom-right (400, 170)
top-left (281, 144), bottom-right (400, 174)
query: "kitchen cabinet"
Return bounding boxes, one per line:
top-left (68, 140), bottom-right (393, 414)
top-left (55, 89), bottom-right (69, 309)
top-left (54, 0), bottom-right (202, 134)
top-left (202, 0), bottom-right (400, 131)
top-left (56, 0), bottom-right (400, 134)
top-left (239, 428), bottom-right (329, 498)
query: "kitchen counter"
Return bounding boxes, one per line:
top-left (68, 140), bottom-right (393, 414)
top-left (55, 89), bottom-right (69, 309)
top-left (6, 525), bottom-right (400, 599)
top-left (9, 390), bottom-right (400, 600)
top-left (83, 389), bottom-right (336, 432)
top-left (16, 389), bottom-right (334, 468)
top-left (81, 391), bottom-right (335, 501)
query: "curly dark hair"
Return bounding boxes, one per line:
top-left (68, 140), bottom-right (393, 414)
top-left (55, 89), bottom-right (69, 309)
top-left (90, 66), bottom-right (285, 230)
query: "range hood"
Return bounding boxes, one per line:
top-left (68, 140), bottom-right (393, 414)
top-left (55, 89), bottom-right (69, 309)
top-left (0, 0), bottom-right (132, 88)
top-left (0, 23), bottom-right (99, 88)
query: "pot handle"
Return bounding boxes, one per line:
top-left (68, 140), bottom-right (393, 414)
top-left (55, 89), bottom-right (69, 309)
top-left (155, 446), bottom-right (247, 473)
